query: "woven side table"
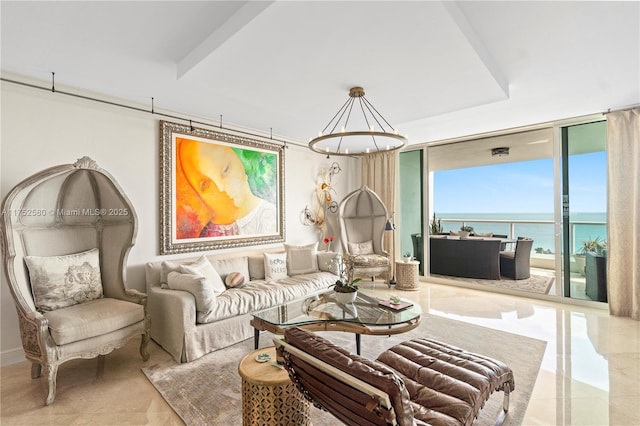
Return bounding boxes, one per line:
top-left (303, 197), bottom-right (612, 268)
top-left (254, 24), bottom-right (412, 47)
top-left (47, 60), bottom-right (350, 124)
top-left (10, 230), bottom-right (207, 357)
top-left (238, 346), bottom-right (310, 426)
top-left (395, 260), bottom-right (420, 291)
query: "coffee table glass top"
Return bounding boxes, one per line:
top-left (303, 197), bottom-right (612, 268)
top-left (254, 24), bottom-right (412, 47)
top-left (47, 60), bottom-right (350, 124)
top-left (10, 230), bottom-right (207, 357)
top-left (251, 290), bottom-right (421, 328)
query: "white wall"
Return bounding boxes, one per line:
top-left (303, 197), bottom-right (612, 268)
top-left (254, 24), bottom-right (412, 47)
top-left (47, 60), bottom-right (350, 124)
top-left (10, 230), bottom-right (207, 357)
top-left (0, 79), bottom-right (358, 365)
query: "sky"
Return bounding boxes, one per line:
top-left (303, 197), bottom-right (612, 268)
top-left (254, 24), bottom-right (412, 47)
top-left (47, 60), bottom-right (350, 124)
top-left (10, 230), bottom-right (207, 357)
top-left (433, 151), bottom-right (607, 215)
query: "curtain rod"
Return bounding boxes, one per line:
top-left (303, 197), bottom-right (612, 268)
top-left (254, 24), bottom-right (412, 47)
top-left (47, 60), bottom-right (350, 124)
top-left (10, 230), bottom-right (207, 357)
top-left (0, 74), bottom-right (309, 149)
top-left (603, 104), bottom-right (640, 115)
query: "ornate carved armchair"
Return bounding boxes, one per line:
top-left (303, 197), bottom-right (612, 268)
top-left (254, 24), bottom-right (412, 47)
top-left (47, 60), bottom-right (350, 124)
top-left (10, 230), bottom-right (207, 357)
top-left (1, 156), bottom-right (149, 405)
top-left (339, 186), bottom-right (391, 284)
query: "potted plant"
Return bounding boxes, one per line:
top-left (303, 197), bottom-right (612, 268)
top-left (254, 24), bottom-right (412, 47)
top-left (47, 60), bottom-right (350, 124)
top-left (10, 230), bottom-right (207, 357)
top-left (430, 212), bottom-right (443, 234)
top-left (459, 225), bottom-right (474, 239)
top-left (329, 255), bottom-right (362, 304)
top-left (575, 236), bottom-right (606, 276)
top-left (403, 252), bottom-right (413, 263)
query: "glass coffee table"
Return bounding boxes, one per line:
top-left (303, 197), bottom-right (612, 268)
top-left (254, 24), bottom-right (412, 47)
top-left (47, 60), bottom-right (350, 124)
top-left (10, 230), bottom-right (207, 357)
top-left (250, 290), bottom-right (422, 355)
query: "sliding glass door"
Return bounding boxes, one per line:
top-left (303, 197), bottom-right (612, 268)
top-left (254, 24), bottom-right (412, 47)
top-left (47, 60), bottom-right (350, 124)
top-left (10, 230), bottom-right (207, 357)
top-left (561, 121), bottom-right (608, 300)
top-left (399, 150), bottom-right (424, 274)
top-left (399, 119), bottom-right (608, 302)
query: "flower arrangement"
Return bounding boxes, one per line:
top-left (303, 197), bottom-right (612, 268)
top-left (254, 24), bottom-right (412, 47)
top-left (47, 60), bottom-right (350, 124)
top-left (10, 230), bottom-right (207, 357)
top-left (327, 254), bottom-right (361, 293)
top-left (323, 235), bottom-right (335, 251)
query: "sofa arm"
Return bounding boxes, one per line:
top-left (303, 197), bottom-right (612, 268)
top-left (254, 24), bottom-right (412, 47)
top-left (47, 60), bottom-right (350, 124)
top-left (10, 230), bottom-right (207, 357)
top-left (148, 286), bottom-right (197, 362)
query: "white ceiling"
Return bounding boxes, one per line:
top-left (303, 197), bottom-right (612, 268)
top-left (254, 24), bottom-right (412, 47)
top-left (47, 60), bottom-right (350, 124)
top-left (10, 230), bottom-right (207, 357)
top-left (1, 1), bottom-right (638, 146)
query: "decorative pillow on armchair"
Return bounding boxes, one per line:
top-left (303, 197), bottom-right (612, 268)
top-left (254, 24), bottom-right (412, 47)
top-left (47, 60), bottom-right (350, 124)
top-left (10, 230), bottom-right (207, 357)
top-left (348, 240), bottom-right (374, 255)
top-left (25, 248), bottom-right (103, 312)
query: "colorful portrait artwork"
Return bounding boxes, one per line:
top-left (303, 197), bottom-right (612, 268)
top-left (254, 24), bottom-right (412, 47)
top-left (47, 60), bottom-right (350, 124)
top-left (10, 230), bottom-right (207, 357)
top-left (160, 121), bottom-right (284, 254)
top-left (175, 136), bottom-right (279, 240)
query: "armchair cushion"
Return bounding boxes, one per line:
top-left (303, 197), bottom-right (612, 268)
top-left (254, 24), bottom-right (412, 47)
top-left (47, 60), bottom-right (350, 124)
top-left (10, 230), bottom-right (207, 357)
top-left (44, 298), bottom-right (144, 345)
top-left (25, 248), bottom-right (103, 312)
top-left (283, 327), bottom-right (415, 426)
top-left (351, 253), bottom-right (389, 267)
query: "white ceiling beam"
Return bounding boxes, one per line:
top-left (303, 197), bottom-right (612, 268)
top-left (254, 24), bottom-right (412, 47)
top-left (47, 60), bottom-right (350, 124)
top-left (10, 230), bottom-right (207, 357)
top-left (177, 1), bottom-right (274, 79)
top-left (442, 1), bottom-right (510, 98)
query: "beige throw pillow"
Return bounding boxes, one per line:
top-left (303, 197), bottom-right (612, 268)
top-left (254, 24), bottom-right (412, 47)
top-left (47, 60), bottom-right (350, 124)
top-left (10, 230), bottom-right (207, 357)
top-left (348, 240), bottom-right (374, 255)
top-left (25, 248), bottom-right (103, 312)
top-left (285, 242), bottom-right (319, 275)
top-left (180, 256), bottom-right (226, 294)
top-left (167, 271), bottom-right (216, 312)
top-left (317, 252), bottom-right (342, 275)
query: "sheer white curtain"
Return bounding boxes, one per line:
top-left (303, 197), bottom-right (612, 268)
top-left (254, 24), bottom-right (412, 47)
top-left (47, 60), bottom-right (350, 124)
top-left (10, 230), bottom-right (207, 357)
top-left (607, 107), bottom-right (640, 320)
top-left (362, 151), bottom-right (398, 273)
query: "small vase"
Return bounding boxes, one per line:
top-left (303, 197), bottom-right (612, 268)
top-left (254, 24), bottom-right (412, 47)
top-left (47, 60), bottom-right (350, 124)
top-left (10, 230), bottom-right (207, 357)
top-left (404, 256), bottom-right (411, 263)
top-left (335, 291), bottom-right (357, 304)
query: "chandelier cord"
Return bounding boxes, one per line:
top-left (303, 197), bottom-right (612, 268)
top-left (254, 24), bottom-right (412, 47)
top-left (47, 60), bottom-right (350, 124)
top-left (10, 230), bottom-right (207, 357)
top-left (358, 97), bottom-right (381, 151)
top-left (362, 96), bottom-right (395, 132)
top-left (321, 97), bottom-right (351, 135)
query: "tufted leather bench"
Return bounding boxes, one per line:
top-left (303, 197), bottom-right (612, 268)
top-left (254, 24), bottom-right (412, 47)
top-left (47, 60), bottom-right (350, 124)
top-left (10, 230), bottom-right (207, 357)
top-left (276, 327), bottom-right (515, 426)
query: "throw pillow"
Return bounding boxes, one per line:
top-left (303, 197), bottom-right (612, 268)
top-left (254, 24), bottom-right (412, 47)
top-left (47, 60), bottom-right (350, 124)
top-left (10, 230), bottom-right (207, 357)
top-left (211, 256), bottom-right (250, 284)
top-left (179, 256), bottom-right (226, 294)
top-left (285, 242), bottom-right (319, 275)
top-left (317, 251), bottom-right (342, 275)
top-left (474, 232), bottom-right (493, 237)
top-left (25, 248), bottom-right (103, 312)
top-left (167, 271), bottom-right (215, 312)
top-left (264, 252), bottom-right (288, 281)
top-left (225, 272), bottom-right (246, 289)
top-left (160, 260), bottom-right (184, 284)
top-left (248, 255), bottom-right (265, 280)
top-left (348, 240), bottom-right (374, 255)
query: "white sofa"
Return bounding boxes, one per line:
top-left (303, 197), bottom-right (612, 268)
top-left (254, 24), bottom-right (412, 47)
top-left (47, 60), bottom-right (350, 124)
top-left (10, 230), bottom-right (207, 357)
top-left (145, 247), bottom-right (339, 363)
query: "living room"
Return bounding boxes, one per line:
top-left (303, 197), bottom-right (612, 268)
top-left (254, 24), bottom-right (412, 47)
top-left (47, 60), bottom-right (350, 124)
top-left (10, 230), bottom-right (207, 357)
top-left (2, 2), bottom-right (639, 425)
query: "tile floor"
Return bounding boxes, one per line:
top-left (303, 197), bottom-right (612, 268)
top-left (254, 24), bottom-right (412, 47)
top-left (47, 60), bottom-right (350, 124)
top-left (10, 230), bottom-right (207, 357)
top-left (1, 280), bottom-right (639, 425)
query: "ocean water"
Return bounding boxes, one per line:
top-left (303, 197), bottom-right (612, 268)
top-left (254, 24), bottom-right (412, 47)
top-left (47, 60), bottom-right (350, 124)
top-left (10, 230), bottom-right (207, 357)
top-left (437, 212), bottom-right (606, 254)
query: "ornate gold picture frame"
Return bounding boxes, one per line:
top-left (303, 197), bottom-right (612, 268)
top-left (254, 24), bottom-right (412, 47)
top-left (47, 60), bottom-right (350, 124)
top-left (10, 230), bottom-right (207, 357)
top-left (160, 121), bottom-right (285, 254)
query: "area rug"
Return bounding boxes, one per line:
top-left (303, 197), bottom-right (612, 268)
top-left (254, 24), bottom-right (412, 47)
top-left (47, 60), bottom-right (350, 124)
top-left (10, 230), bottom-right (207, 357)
top-left (433, 269), bottom-right (555, 294)
top-left (143, 314), bottom-right (546, 426)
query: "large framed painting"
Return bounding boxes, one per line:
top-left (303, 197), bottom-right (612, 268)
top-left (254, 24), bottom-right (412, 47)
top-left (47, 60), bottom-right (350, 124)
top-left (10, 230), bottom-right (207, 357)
top-left (160, 120), bottom-right (285, 254)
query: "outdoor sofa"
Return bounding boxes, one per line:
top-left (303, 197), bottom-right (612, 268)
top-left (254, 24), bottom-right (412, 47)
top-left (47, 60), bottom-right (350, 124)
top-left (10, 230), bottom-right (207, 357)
top-left (430, 236), bottom-right (503, 280)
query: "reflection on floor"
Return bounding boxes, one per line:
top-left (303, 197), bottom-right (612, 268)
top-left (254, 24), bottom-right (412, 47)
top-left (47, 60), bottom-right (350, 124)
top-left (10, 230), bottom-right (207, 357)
top-left (547, 271), bottom-right (592, 301)
top-left (1, 279), bottom-right (638, 425)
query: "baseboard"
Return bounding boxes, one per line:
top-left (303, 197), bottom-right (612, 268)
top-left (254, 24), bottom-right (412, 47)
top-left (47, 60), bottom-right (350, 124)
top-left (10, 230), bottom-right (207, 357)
top-left (1, 347), bottom-right (26, 367)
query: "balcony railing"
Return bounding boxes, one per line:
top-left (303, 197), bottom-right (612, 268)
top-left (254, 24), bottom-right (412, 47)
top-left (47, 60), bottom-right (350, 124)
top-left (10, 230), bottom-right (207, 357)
top-left (434, 218), bottom-right (606, 256)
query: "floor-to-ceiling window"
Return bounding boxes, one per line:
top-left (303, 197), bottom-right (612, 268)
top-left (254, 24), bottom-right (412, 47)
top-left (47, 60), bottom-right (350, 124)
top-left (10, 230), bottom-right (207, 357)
top-left (402, 118), bottom-right (608, 302)
top-left (561, 120), bottom-right (608, 301)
